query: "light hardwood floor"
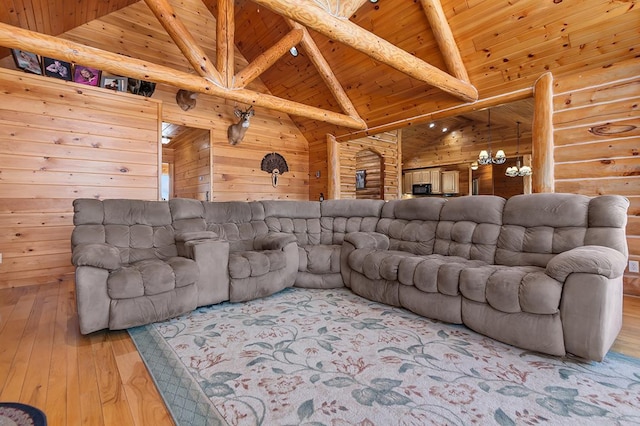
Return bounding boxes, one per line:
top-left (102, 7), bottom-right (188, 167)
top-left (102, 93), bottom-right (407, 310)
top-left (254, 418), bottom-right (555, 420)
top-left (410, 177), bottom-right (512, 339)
top-left (1, 279), bottom-right (639, 426)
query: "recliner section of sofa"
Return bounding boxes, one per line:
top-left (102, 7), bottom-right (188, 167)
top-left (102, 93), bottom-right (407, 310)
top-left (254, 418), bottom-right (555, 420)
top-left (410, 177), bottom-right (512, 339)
top-left (71, 194), bottom-right (629, 361)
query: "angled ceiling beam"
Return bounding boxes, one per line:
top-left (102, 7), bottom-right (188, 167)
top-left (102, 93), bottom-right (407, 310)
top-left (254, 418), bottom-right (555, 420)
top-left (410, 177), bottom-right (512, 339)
top-left (143, 0), bottom-right (222, 85)
top-left (420, 0), bottom-right (470, 83)
top-left (217, 0), bottom-right (234, 87)
top-left (337, 0), bottom-right (370, 18)
top-left (233, 28), bottom-right (303, 89)
top-left (251, 0), bottom-right (478, 103)
top-left (0, 22), bottom-right (367, 129)
top-left (286, 19), bottom-right (361, 119)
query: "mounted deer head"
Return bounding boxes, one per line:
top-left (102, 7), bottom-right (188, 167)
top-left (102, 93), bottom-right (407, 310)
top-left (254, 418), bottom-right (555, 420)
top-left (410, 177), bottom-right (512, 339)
top-left (227, 106), bottom-right (255, 145)
top-left (176, 89), bottom-right (198, 111)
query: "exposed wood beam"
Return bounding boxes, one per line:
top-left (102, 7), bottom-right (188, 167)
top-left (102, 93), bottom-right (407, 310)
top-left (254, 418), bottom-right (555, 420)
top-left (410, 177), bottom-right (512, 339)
top-left (252, 0), bottom-right (478, 103)
top-left (233, 29), bottom-right (303, 89)
top-left (338, 0), bottom-right (369, 18)
top-left (336, 88), bottom-right (532, 142)
top-left (419, 0), bottom-right (470, 83)
top-left (0, 22), bottom-right (367, 129)
top-left (532, 72), bottom-right (555, 193)
top-left (143, 0), bottom-right (222, 85)
top-left (287, 19), bottom-right (360, 119)
top-left (217, 0), bottom-right (234, 87)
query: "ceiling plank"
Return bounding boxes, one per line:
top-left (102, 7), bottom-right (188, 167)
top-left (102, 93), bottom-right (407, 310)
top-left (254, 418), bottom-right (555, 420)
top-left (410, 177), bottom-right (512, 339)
top-left (252, 0), bottom-right (478, 103)
top-left (143, 0), bottom-right (222, 85)
top-left (233, 28), bottom-right (303, 89)
top-left (0, 21), bottom-right (367, 129)
top-left (287, 19), bottom-right (360, 119)
top-left (420, 0), bottom-right (470, 83)
top-left (217, 0), bottom-right (234, 87)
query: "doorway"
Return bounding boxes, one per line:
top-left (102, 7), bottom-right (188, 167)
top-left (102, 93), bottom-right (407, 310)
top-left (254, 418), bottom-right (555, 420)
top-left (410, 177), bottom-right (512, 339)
top-left (161, 122), bottom-right (212, 200)
top-left (355, 149), bottom-right (384, 200)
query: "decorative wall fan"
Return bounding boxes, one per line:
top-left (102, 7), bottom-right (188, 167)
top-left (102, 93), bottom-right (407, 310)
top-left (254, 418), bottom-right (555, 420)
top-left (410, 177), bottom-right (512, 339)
top-left (261, 152), bottom-right (289, 187)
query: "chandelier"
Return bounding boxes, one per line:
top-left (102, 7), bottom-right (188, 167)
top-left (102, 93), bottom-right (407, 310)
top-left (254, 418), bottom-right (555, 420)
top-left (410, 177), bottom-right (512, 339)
top-left (478, 109), bottom-right (506, 165)
top-left (505, 122), bottom-right (532, 177)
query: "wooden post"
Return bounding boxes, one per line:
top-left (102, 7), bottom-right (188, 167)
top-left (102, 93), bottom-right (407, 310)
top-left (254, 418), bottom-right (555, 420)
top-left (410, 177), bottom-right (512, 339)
top-left (532, 72), bottom-right (554, 193)
top-left (327, 134), bottom-right (341, 199)
top-left (396, 129), bottom-right (403, 199)
top-left (252, 0), bottom-right (478, 103)
top-left (144, 0), bottom-right (222, 85)
top-left (217, 0), bottom-right (235, 87)
top-left (419, 0), bottom-right (470, 83)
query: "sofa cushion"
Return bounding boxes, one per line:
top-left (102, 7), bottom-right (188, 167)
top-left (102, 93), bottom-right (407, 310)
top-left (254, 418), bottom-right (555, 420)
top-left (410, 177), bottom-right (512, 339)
top-left (299, 244), bottom-right (341, 274)
top-left (229, 250), bottom-right (287, 279)
top-left (107, 257), bottom-right (198, 299)
top-left (460, 265), bottom-right (562, 315)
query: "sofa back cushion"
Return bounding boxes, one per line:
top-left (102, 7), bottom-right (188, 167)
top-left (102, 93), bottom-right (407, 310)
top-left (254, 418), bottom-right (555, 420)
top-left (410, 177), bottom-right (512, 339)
top-left (72, 199), bottom-right (177, 264)
top-left (435, 195), bottom-right (505, 263)
top-left (320, 200), bottom-right (385, 244)
top-left (262, 200), bottom-right (322, 245)
top-left (496, 194), bottom-right (629, 267)
top-left (376, 198), bottom-right (445, 255)
top-left (202, 201), bottom-right (268, 251)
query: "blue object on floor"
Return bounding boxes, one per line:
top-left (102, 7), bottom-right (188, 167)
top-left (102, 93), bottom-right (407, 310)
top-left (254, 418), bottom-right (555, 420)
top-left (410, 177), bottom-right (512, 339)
top-left (0, 402), bottom-right (47, 426)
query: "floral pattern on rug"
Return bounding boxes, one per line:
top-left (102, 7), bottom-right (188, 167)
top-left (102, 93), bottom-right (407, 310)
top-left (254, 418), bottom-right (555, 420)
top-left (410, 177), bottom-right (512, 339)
top-left (153, 288), bottom-right (640, 426)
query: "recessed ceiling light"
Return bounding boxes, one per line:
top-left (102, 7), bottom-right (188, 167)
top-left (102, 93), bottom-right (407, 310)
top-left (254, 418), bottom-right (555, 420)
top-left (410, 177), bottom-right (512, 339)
top-left (289, 46), bottom-right (298, 57)
top-left (429, 122), bottom-right (435, 128)
top-left (442, 127), bottom-right (448, 132)
top-left (161, 137), bottom-right (171, 144)
top-left (370, 0), bottom-right (378, 3)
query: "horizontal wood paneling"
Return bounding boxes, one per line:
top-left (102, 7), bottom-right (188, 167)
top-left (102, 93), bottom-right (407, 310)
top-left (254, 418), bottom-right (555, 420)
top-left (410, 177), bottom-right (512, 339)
top-left (355, 149), bottom-right (382, 200)
top-left (170, 127), bottom-right (210, 200)
top-left (0, 67), bottom-right (160, 288)
top-left (552, 58), bottom-right (640, 296)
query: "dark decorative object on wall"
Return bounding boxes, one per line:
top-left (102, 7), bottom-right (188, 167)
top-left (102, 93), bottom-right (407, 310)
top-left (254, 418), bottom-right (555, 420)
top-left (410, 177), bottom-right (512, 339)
top-left (128, 78), bottom-right (156, 97)
top-left (42, 57), bottom-right (72, 81)
top-left (11, 49), bottom-right (42, 75)
top-left (261, 153), bottom-right (288, 187)
top-left (356, 170), bottom-right (366, 189)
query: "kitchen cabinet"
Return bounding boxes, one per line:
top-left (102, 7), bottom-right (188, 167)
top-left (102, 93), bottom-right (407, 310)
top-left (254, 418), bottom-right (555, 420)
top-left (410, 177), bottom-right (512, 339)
top-left (441, 170), bottom-right (460, 194)
top-left (403, 171), bottom-right (413, 194)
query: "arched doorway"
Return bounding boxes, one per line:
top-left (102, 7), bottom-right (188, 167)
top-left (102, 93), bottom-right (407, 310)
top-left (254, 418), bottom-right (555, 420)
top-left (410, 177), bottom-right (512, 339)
top-left (355, 149), bottom-right (384, 200)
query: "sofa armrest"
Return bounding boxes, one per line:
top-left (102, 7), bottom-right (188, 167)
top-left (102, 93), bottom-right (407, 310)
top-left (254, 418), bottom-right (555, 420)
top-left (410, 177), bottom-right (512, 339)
top-left (344, 232), bottom-right (390, 250)
top-left (72, 243), bottom-right (121, 270)
top-left (253, 232), bottom-right (297, 251)
top-left (546, 245), bottom-right (627, 282)
top-left (175, 231), bottom-right (218, 242)
top-left (185, 239), bottom-right (230, 306)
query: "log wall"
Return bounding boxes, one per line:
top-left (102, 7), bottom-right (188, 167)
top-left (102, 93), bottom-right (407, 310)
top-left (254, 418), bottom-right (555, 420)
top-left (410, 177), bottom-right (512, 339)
top-left (337, 131), bottom-right (400, 200)
top-left (553, 58), bottom-right (640, 296)
top-left (0, 67), bottom-right (160, 288)
top-left (355, 150), bottom-right (383, 200)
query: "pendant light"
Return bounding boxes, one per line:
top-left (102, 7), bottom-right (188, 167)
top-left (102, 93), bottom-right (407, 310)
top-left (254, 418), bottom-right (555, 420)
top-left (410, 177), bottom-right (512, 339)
top-left (505, 122), bottom-right (532, 177)
top-left (477, 109), bottom-right (506, 165)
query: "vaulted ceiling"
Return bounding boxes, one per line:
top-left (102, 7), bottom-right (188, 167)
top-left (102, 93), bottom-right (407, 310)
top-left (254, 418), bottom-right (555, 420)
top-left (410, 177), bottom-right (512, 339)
top-left (0, 0), bottom-right (638, 150)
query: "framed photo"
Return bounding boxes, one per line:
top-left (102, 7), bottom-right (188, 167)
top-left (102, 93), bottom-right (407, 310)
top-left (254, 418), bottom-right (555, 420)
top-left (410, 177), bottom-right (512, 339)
top-left (11, 49), bottom-right (42, 75)
top-left (74, 65), bottom-right (101, 86)
top-left (127, 78), bottom-right (156, 97)
top-left (356, 170), bottom-right (366, 190)
top-left (42, 57), bottom-right (72, 81)
top-left (100, 76), bottom-right (128, 92)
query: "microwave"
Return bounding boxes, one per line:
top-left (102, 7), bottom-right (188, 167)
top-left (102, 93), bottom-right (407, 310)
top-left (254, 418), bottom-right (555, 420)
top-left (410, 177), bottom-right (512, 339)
top-left (412, 183), bottom-right (432, 195)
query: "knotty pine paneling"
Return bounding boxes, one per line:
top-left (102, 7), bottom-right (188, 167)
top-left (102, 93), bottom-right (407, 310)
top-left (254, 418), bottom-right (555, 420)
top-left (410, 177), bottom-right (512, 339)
top-left (338, 131), bottom-right (400, 200)
top-left (0, 67), bottom-right (160, 289)
top-left (553, 58), bottom-right (640, 296)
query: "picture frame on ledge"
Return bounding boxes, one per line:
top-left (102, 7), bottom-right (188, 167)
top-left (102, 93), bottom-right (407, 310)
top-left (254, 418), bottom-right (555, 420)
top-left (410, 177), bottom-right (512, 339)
top-left (42, 57), bottom-right (72, 81)
top-left (73, 66), bottom-right (101, 86)
top-left (100, 75), bottom-right (128, 92)
top-left (356, 170), bottom-right (366, 190)
top-left (11, 49), bottom-right (42, 75)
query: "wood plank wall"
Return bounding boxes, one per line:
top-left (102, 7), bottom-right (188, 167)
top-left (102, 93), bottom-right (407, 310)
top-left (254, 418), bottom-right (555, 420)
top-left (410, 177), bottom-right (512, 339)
top-left (0, 67), bottom-right (160, 289)
top-left (167, 128), bottom-right (210, 200)
top-left (355, 150), bottom-right (382, 200)
top-left (552, 58), bottom-right (640, 296)
top-left (337, 130), bottom-right (400, 200)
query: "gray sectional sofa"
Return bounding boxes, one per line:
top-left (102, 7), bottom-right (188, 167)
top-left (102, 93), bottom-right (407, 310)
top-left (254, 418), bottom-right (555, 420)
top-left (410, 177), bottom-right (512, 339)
top-left (71, 193), bottom-right (629, 361)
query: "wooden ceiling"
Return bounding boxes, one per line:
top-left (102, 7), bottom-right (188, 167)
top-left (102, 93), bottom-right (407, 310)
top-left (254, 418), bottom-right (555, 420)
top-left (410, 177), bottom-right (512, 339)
top-left (0, 0), bottom-right (638, 153)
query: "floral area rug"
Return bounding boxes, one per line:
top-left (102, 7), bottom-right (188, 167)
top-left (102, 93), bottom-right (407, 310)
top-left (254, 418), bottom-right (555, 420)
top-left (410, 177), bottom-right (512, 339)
top-left (129, 288), bottom-right (640, 426)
